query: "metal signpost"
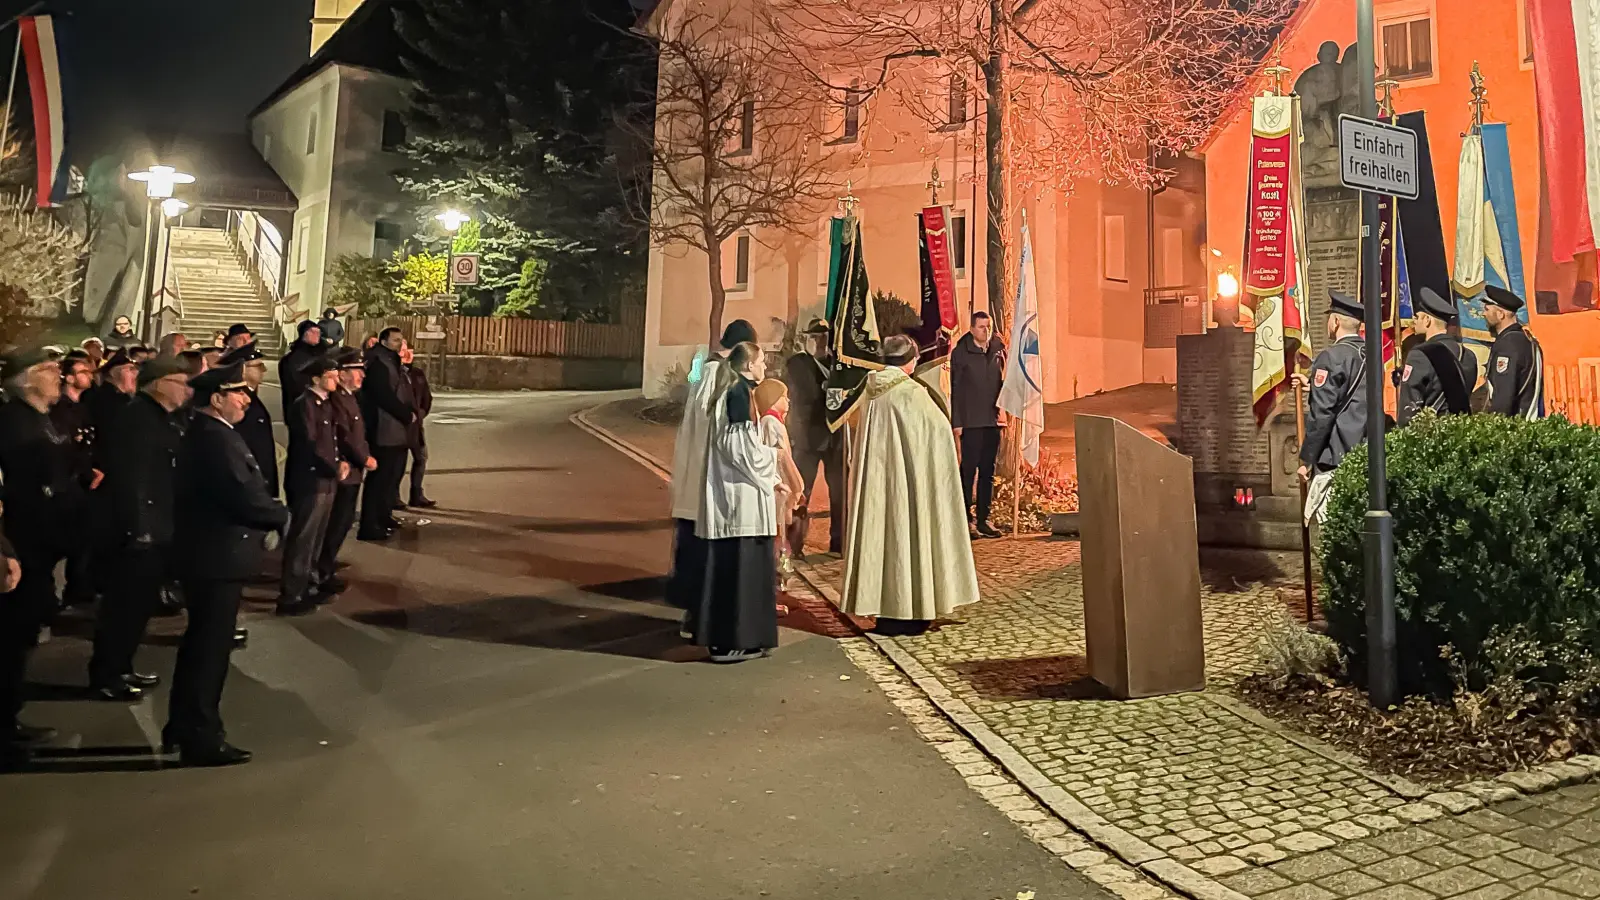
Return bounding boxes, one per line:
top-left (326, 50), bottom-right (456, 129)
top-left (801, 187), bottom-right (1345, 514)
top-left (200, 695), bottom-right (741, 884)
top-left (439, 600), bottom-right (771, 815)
top-left (1345, 0), bottom-right (1414, 709)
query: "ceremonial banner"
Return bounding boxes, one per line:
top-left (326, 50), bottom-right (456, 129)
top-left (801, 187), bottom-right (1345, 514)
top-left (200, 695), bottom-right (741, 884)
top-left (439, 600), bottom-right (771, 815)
top-left (824, 216), bottom-right (881, 432)
top-left (913, 206), bottom-right (959, 367)
top-left (1393, 111), bottom-right (1452, 309)
top-left (1246, 95), bottom-right (1311, 426)
top-left (18, 16), bottom-right (71, 207)
top-left (999, 222), bottom-right (1044, 466)
top-left (1528, 0), bottom-right (1600, 261)
top-left (822, 217), bottom-right (848, 322)
top-left (1453, 123), bottom-right (1529, 349)
top-left (1373, 192), bottom-right (1401, 368)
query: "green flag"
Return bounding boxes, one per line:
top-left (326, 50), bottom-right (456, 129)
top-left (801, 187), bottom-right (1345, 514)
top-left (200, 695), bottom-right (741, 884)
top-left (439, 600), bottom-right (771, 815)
top-left (824, 215), bottom-right (881, 432)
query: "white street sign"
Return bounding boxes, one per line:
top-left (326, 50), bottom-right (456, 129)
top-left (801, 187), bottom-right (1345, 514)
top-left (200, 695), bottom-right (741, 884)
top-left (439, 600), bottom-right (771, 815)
top-left (450, 253), bottom-right (480, 285)
top-left (1338, 115), bottom-right (1419, 199)
top-left (416, 330), bottom-right (446, 340)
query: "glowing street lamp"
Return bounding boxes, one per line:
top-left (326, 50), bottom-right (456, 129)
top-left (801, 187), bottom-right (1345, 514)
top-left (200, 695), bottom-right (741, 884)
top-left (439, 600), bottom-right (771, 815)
top-left (128, 164), bottom-right (194, 200)
top-left (160, 198), bottom-right (189, 218)
top-left (435, 209), bottom-right (469, 233)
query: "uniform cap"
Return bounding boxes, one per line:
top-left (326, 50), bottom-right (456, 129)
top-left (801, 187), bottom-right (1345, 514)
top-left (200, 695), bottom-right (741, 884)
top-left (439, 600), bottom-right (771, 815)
top-left (1329, 290), bottom-right (1364, 320)
top-left (226, 323), bottom-right (254, 339)
top-left (297, 319), bottom-right (321, 338)
top-left (1416, 286), bottom-right (1457, 321)
top-left (302, 355), bottom-right (339, 377)
top-left (219, 343), bottom-right (263, 366)
top-left (190, 362), bottom-right (248, 402)
top-left (1, 345), bottom-right (62, 379)
top-left (1483, 284), bottom-right (1524, 312)
top-left (136, 353), bottom-right (190, 387)
top-left (802, 318), bottom-right (831, 336)
top-left (335, 347), bottom-right (364, 369)
top-left (102, 348), bottom-right (136, 370)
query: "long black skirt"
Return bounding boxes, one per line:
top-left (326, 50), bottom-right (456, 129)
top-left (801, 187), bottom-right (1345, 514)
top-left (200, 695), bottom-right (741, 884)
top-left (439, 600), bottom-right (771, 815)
top-left (667, 519), bottom-right (706, 611)
top-left (691, 536), bottom-right (778, 653)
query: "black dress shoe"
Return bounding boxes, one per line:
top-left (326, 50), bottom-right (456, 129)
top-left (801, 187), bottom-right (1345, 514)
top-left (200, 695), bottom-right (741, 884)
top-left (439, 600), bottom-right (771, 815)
top-left (124, 671), bottom-right (161, 688)
top-left (975, 523), bottom-right (1003, 538)
top-left (92, 682), bottom-right (145, 702)
top-left (274, 598), bottom-right (318, 617)
top-left (233, 628), bottom-right (249, 649)
top-left (391, 499), bottom-right (409, 511)
top-left (318, 576), bottom-right (348, 595)
top-left (409, 496), bottom-right (437, 509)
top-left (178, 742), bottom-right (252, 767)
top-left (12, 722), bottom-right (56, 744)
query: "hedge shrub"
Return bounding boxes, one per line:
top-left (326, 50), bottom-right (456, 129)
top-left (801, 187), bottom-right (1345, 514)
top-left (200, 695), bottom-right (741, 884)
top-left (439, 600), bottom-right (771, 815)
top-left (1320, 413), bottom-right (1600, 697)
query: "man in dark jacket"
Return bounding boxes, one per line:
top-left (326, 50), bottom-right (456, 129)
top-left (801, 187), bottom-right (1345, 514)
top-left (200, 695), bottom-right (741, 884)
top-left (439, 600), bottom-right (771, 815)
top-left (165, 362), bottom-right (289, 767)
top-left (1399, 287), bottom-right (1480, 425)
top-left (222, 344), bottom-right (278, 498)
top-left (783, 319), bottom-right (844, 553)
top-left (0, 348), bottom-right (79, 766)
top-left (1482, 285), bottom-right (1545, 419)
top-left (279, 356), bottom-right (345, 616)
top-left (88, 355), bottom-right (190, 700)
top-left (51, 351), bottom-right (104, 608)
top-left (949, 311), bottom-right (1007, 538)
top-left (277, 320), bottom-right (324, 412)
top-left (318, 349), bottom-right (374, 593)
top-left (86, 349), bottom-right (138, 449)
top-left (360, 328), bottom-right (415, 541)
top-left (397, 342), bottom-right (435, 509)
top-left (1295, 291), bottom-right (1369, 524)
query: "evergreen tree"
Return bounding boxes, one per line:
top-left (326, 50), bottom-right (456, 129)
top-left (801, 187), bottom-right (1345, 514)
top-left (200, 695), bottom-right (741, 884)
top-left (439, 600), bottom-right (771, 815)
top-left (394, 0), bottom-right (653, 321)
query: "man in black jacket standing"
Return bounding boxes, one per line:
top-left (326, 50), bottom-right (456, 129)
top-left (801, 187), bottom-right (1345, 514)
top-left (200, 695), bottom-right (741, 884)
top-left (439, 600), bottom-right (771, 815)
top-left (51, 351), bottom-right (104, 609)
top-left (277, 320), bottom-right (324, 411)
top-left (279, 356), bottom-right (345, 616)
top-left (0, 349), bottom-right (78, 767)
top-left (165, 362), bottom-right (289, 766)
top-left (397, 341), bottom-right (435, 509)
top-left (784, 319), bottom-right (845, 554)
top-left (318, 349), bottom-right (374, 594)
top-left (360, 328), bottom-right (415, 541)
top-left (950, 311), bottom-right (1007, 538)
top-left (89, 355), bottom-right (190, 701)
top-left (222, 344), bottom-right (278, 498)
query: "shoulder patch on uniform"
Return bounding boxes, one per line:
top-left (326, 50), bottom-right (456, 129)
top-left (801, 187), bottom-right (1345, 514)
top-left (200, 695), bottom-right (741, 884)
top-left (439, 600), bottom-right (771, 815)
top-left (1496, 356), bottom-right (1509, 374)
top-left (1402, 364), bottom-right (1413, 382)
top-left (1314, 369), bottom-right (1329, 387)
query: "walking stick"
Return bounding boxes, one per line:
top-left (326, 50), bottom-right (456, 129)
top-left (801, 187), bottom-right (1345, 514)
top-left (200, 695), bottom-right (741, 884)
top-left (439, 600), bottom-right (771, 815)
top-left (1011, 426), bottom-right (1022, 538)
top-left (1294, 380), bottom-right (1315, 622)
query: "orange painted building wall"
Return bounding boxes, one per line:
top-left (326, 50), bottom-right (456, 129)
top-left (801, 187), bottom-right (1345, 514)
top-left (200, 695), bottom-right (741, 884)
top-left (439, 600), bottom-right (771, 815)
top-left (1204, 0), bottom-right (1600, 368)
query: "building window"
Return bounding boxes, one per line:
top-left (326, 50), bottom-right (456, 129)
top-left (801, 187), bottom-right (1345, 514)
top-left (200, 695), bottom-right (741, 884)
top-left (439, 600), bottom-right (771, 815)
top-left (1379, 16), bottom-right (1434, 80)
top-left (373, 219), bottom-right (406, 259)
top-left (840, 79), bottom-right (862, 143)
top-left (381, 110), bottom-right (406, 151)
top-left (1160, 227), bottom-right (1184, 287)
top-left (946, 73), bottom-right (968, 128)
top-left (295, 220), bottom-right (311, 273)
top-left (951, 211), bottom-right (968, 277)
top-left (727, 233), bottom-right (751, 291)
top-left (306, 111), bottom-right (319, 155)
top-left (1103, 213), bottom-right (1128, 283)
top-left (733, 99), bottom-right (755, 154)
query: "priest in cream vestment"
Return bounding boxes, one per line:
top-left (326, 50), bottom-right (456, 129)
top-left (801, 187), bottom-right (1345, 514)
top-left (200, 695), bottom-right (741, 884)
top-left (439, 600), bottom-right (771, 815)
top-left (841, 335), bottom-right (980, 634)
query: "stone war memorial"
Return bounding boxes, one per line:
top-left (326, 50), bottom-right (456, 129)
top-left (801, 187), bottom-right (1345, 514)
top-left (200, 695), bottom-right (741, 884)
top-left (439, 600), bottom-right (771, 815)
top-left (1175, 41), bottom-right (1360, 551)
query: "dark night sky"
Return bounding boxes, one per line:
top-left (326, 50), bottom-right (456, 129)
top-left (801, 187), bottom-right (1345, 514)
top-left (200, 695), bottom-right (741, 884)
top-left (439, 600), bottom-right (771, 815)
top-left (1, 0), bottom-right (314, 161)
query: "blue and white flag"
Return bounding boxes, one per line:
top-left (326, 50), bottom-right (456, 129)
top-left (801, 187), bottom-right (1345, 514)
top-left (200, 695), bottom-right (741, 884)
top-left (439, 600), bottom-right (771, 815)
top-left (999, 222), bottom-right (1044, 466)
top-left (1452, 122), bottom-right (1528, 350)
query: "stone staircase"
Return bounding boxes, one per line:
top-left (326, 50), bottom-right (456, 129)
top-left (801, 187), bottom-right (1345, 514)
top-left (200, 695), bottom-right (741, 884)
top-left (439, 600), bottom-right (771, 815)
top-left (169, 227), bottom-right (282, 357)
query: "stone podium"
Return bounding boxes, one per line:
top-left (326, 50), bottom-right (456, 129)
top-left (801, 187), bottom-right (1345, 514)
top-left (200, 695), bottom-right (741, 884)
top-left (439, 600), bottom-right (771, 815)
top-left (1076, 414), bottom-right (1205, 699)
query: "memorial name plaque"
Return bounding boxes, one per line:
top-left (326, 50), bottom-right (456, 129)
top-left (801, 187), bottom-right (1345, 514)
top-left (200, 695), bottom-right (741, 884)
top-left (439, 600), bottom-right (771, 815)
top-left (1176, 329), bottom-right (1272, 478)
top-left (1305, 240), bottom-right (1359, 327)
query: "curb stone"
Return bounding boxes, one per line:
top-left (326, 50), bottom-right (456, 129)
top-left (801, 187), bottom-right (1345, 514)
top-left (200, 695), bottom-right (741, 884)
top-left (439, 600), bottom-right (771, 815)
top-left (575, 401), bottom-right (1600, 899)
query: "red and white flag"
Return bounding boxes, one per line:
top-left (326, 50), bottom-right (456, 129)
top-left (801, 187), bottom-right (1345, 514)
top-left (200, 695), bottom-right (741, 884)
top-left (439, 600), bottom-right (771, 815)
top-left (1527, 0), bottom-right (1600, 263)
top-left (18, 15), bottom-right (69, 207)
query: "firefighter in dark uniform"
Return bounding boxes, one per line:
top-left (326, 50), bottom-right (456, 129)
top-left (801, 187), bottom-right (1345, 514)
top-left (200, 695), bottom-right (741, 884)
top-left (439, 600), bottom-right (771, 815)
top-left (1398, 286), bottom-right (1480, 425)
top-left (88, 354), bottom-right (190, 701)
top-left (318, 349), bottom-right (375, 595)
top-left (164, 362), bottom-right (289, 766)
top-left (50, 350), bottom-right (104, 608)
top-left (1482, 284), bottom-right (1544, 419)
top-left (0, 348), bottom-right (79, 768)
top-left (1295, 291), bottom-right (1370, 524)
top-left (221, 343), bottom-right (278, 498)
top-left (279, 355), bottom-right (346, 616)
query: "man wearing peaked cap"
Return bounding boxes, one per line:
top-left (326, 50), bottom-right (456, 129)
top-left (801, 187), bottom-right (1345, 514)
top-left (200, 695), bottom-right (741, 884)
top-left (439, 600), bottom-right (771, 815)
top-left (1295, 290), bottom-right (1370, 524)
top-left (316, 347), bottom-right (374, 597)
top-left (1482, 285), bottom-right (1545, 419)
top-left (1398, 286), bottom-right (1480, 425)
top-left (224, 324), bottom-right (254, 351)
top-left (166, 357), bottom-right (288, 767)
top-left (279, 352), bottom-right (344, 617)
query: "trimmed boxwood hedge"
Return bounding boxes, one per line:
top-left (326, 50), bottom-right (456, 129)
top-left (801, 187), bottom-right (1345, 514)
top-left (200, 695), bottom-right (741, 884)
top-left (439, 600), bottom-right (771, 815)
top-left (1320, 413), bottom-right (1600, 697)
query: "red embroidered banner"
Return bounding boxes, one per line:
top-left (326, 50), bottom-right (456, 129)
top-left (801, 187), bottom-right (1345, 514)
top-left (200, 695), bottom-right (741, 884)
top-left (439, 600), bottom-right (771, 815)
top-left (920, 205), bottom-right (958, 331)
top-left (1243, 115), bottom-right (1294, 298)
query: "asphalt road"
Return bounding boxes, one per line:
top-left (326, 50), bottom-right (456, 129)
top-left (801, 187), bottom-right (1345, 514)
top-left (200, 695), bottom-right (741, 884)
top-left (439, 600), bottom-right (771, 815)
top-left (1, 389), bottom-right (1106, 900)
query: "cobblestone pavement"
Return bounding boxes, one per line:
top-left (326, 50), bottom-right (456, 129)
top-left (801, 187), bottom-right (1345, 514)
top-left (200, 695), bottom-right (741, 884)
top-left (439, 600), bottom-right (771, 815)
top-left (586, 397), bottom-right (1600, 899)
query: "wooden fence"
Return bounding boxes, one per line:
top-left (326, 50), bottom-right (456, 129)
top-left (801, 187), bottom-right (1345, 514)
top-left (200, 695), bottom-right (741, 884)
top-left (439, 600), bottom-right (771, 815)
top-left (345, 314), bottom-right (643, 360)
top-left (1546, 360), bottom-right (1600, 424)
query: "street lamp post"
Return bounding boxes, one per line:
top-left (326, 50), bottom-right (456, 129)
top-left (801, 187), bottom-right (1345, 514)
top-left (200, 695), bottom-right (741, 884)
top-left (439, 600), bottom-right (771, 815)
top-left (1355, 0), bottom-right (1399, 708)
top-left (155, 198), bottom-right (190, 329)
top-left (433, 209), bottom-right (469, 387)
top-left (128, 165), bottom-right (195, 342)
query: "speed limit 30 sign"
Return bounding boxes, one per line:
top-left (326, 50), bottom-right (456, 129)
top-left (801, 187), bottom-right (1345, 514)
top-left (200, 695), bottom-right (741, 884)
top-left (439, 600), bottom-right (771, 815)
top-left (450, 252), bottom-right (480, 286)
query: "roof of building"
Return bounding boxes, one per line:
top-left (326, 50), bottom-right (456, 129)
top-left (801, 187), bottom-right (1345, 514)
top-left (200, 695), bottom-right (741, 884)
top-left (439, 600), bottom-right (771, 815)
top-left (250, 0), bottom-right (411, 118)
top-left (124, 131), bottom-right (297, 211)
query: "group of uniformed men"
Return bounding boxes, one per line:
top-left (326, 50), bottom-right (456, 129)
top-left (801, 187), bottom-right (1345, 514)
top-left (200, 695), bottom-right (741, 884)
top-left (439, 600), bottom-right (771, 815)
top-left (1298, 283), bottom-right (1544, 521)
top-left (0, 319), bottom-right (433, 770)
